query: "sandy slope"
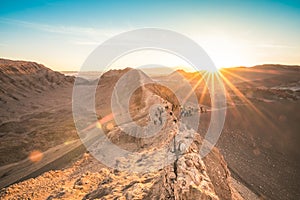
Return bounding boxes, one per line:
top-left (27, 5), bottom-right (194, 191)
top-left (0, 59), bottom-right (78, 166)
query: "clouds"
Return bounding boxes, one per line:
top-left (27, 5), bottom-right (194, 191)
top-left (254, 43), bottom-right (296, 49)
top-left (0, 0), bottom-right (299, 71)
top-left (0, 17), bottom-right (126, 46)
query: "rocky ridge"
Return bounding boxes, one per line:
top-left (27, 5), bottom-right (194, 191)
top-left (0, 59), bottom-right (252, 199)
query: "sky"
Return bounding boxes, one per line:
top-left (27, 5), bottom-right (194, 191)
top-left (0, 0), bottom-right (300, 71)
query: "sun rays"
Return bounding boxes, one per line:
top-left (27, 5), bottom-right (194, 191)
top-left (79, 66), bottom-right (281, 140)
top-left (180, 67), bottom-right (280, 134)
top-left (216, 70), bottom-right (279, 131)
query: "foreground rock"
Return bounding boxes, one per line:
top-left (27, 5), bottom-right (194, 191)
top-left (0, 135), bottom-right (243, 200)
top-left (0, 86), bottom-right (243, 199)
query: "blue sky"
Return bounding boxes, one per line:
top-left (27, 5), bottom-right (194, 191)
top-left (1, 0), bottom-right (300, 71)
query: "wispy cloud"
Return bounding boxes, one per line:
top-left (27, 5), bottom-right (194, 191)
top-left (255, 43), bottom-right (297, 49)
top-left (0, 17), bottom-right (127, 45)
top-left (70, 40), bottom-right (101, 46)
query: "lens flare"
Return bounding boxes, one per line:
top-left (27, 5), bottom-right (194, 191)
top-left (106, 122), bottom-right (114, 131)
top-left (28, 150), bottom-right (43, 163)
top-left (96, 122), bottom-right (102, 129)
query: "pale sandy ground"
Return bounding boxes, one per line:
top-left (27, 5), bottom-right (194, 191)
top-left (230, 178), bottom-right (259, 200)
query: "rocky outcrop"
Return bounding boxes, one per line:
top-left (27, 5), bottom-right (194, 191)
top-left (144, 133), bottom-right (242, 200)
top-left (81, 77), bottom-right (242, 199)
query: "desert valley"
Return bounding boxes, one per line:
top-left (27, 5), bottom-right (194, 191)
top-left (0, 58), bottom-right (299, 199)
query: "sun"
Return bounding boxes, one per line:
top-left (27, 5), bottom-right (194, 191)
top-left (195, 35), bottom-right (250, 69)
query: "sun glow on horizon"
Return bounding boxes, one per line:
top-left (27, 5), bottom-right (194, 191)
top-left (193, 35), bottom-right (252, 69)
top-left (108, 49), bottom-right (228, 74)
